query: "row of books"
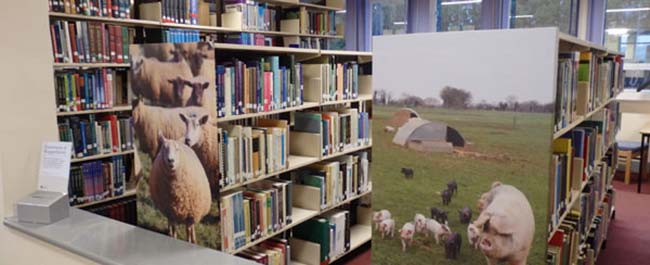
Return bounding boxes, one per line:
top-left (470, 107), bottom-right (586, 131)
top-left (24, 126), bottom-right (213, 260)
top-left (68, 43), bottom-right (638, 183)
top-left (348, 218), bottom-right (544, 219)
top-left (549, 120), bottom-right (611, 232)
top-left (86, 198), bottom-right (137, 225)
top-left (297, 9), bottom-right (336, 36)
top-left (158, 0), bottom-right (200, 24)
top-left (218, 119), bottom-right (289, 188)
top-left (216, 55), bottom-right (303, 118)
top-left (220, 178), bottom-right (293, 252)
top-left (68, 156), bottom-right (129, 205)
top-left (49, 0), bottom-right (133, 18)
top-left (222, 32), bottom-right (269, 46)
top-left (292, 108), bottom-right (372, 157)
top-left (292, 210), bottom-right (352, 265)
top-left (58, 114), bottom-right (134, 158)
top-left (303, 62), bottom-right (360, 103)
top-left (554, 52), bottom-right (623, 132)
top-left (547, 189), bottom-right (613, 265)
top-left (292, 151), bottom-right (370, 210)
top-left (162, 28), bottom-right (201, 43)
top-left (55, 69), bottom-right (129, 112)
top-left (222, 1), bottom-right (278, 31)
top-left (50, 20), bottom-right (134, 64)
top-left (236, 237), bottom-right (291, 265)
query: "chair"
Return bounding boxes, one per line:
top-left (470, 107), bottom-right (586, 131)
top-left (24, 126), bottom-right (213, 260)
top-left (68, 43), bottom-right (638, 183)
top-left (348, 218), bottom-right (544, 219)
top-left (618, 141), bottom-right (643, 184)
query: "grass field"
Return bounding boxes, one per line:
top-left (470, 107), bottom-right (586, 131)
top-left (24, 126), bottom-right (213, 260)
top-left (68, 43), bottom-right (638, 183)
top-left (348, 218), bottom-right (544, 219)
top-left (135, 146), bottom-right (222, 250)
top-left (371, 105), bottom-right (553, 265)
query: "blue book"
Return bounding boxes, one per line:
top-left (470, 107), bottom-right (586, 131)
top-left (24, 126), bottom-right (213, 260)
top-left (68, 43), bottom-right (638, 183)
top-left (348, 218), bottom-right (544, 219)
top-left (281, 66), bottom-right (287, 107)
top-left (80, 121), bottom-right (88, 156)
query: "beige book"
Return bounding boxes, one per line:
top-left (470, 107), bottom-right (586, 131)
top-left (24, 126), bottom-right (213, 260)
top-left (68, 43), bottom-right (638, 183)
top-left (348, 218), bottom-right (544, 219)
top-left (221, 11), bottom-right (243, 29)
top-left (576, 81), bottom-right (590, 115)
top-left (139, 2), bottom-right (162, 22)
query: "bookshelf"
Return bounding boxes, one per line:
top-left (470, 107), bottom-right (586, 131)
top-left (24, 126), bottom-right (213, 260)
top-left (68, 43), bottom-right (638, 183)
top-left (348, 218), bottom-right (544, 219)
top-left (56, 105), bottom-right (132, 116)
top-left (72, 188), bottom-right (137, 208)
top-left (548, 32), bottom-right (623, 263)
top-left (53, 62), bottom-right (131, 68)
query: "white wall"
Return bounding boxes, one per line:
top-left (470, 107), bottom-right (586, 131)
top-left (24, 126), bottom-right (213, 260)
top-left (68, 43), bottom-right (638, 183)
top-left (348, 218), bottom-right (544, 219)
top-left (0, 1), bottom-right (95, 264)
top-left (616, 91), bottom-right (650, 142)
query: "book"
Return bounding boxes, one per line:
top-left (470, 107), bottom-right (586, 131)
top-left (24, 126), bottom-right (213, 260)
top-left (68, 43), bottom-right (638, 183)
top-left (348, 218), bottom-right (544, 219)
top-left (50, 20), bottom-right (134, 64)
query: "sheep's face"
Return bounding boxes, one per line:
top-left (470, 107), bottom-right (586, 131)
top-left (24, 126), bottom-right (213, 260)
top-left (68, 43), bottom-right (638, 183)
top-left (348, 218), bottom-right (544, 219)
top-left (179, 113), bottom-right (209, 147)
top-left (186, 81), bottom-right (209, 106)
top-left (159, 137), bottom-right (181, 171)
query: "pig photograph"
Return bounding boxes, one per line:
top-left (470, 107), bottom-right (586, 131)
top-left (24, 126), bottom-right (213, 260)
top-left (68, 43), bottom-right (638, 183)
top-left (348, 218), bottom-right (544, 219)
top-left (130, 42), bottom-right (223, 250)
top-left (371, 34), bottom-right (554, 264)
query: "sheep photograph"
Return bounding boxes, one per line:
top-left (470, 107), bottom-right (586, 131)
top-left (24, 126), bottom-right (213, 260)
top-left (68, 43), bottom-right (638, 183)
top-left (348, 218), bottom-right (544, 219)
top-left (370, 34), bottom-right (555, 264)
top-left (129, 42), bottom-right (222, 250)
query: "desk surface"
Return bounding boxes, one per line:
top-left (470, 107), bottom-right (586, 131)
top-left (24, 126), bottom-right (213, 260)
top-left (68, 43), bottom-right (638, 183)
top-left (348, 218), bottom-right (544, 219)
top-left (641, 125), bottom-right (650, 135)
top-left (3, 208), bottom-right (256, 265)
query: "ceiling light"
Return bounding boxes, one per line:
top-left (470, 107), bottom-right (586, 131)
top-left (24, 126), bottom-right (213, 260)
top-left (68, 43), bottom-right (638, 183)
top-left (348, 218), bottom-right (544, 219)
top-left (606, 7), bottom-right (650, 13)
top-left (441, 0), bottom-right (482, 6)
top-left (606, 28), bottom-right (630, 35)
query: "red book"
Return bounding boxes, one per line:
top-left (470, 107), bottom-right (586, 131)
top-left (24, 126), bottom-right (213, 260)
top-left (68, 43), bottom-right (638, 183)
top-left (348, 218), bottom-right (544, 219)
top-left (100, 23), bottom-right (107, 63)
top-left (115, 26), bottom-right (123, 63)
top-left (109, 25), bottom-right (117, 63)
top-left (108, 115), bottom-right (119, 152)
top-left (75, 73), bottom-right (82, 111)
top-left (50, 25), bottom-right (60, 62)
top-left (106, 0), bottom-right (112, 17)
top-left (68, 23), bottom-right (79, 63)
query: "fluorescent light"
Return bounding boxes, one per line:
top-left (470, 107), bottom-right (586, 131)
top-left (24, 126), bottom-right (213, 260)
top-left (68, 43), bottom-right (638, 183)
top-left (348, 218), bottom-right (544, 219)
top-left (606, 7), bottom-right (650, 13)
top-left (513, 15), bottom-right (534, 19)
top-left (393, 21), bottom-right (406, 25)
top-left (606, 28), bottom-right (630, 35)
top-left (336, 10), bottom-right (346, 14)
top-left (441, 0), bottom-right (482, 6)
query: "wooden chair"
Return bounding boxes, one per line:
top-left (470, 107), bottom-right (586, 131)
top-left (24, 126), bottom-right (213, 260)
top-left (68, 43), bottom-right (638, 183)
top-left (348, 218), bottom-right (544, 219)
top-left (618, 141), bottom-right (643, 184)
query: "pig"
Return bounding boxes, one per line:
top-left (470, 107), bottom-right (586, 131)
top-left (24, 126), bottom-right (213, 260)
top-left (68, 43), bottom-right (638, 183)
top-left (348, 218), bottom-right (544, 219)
top-left (424, 218), bottom-right (452, 244)
top-left (379, 218), bottom-right (395, 239)
top-left (438, 211), bottom-right (449, 225)
top-left (399, 222), bottom-right (416, 252)
top-left (373, 210), bottom-right (392, 231)
top-left (401, 167), bottom-right (414, 179)
top-left (444, 232), bottom-right (462, 260)
top-left (468, 223), bottom-right (480, 249)
top-left (441, 188), bottom-right (452, 206)
top-left (447, 180), bottom-right (458, 195)
top-left (459, 206), bottom-right (472, 224)
top-left (430, 207), bottom-right (448, 224)
top-left (477, 181), bottom-right (501, 212)
top-left (414, 213), bottom-right (427, 234)
top-left (469, 182), bottom-right (535, 265)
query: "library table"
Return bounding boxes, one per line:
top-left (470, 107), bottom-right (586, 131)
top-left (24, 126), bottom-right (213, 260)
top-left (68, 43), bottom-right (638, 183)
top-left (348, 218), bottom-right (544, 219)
top-left (639, 125), bottom-right (650, 193)
top-left (4, 208), bottom-right (256, 265)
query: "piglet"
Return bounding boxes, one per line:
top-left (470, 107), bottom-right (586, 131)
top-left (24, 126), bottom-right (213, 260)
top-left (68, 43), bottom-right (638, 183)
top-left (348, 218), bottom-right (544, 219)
top-left (441, 188), bottom-right (452, 206)
top-left (471, 182), bottom-right (535, 265)
top-left (424, 218), bottom-right (451, 244)
top-left (444, 232), bottom-right (462, 260)
top-left (373, 210), bottom-right (392, 231)
top-left (401, 167), bottom-right (414, 179)
top-left (447, 180), bottom-right (458, 195)
top-left (458, 206), bottom-right (472, 224)
top-left (399, 222), bottom-right (416, 252)
top-left (379, 218), bottom-right (395, 239)
top-left (414, 213), bottom-right (427, 234)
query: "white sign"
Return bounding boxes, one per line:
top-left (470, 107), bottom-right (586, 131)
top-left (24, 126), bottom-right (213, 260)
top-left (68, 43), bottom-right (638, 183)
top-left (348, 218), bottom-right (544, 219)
top-left (37, 142), bottom-right (72, 194)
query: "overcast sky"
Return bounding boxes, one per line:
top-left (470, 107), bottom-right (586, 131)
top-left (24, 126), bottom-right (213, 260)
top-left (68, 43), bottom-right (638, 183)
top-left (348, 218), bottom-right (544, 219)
top-left (372, 30), bottom-right (557, 104)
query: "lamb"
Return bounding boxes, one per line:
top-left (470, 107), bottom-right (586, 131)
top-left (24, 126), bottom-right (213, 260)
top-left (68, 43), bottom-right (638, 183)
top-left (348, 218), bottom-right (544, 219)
top-left (379, 218), bottom-right (395, 239)
top-left (424, 218), bottom-right (452, 245)
top-left (131, 98), bottom-right (208, 160)
top-left (399, 222), bottom-right (416, 252)
top-left (131, 54), bottom-right (193, 106)
top-left (373, 209), bottom-right (392, 231)
top-left (179, 112), bottom-right (220, 198)
top-left (148, 131), bottom-right (211, 244)
top-left (180, 76), bottom-right (211, 107)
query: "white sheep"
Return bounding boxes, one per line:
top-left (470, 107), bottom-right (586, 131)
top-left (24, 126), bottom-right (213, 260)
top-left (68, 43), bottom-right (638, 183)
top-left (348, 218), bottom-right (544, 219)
top-left (179, 112), bottom-right (219, 198)
top-left (149, 131), bottom-right (211, 244)
top-left (131, 54), bottom-right (193, 107)
top-left (131, 98), bottom-right (208, 160)
top-left (384, 126), bottom-right (396, 133)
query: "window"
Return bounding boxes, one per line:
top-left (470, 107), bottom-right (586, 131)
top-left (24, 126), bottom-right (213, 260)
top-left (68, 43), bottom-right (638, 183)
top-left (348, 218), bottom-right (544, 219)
top-left (438, 0), bottom-right (482, 31)
top-left (371, 0), bottom-right (408, 35)
top-left (605, 0), bottom-right (650, 63)
top-left (510, 0), bottom-right (579, 35)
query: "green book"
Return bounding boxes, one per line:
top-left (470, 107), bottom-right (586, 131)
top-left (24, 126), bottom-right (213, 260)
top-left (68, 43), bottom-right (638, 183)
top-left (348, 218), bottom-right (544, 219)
top-left (300, 174), bottom-right (324, 207)
top-left (293, 218), bottom-right (330, 263)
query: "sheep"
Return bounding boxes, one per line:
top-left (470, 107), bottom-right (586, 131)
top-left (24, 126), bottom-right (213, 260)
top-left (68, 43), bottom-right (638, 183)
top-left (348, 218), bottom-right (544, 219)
top-left (131, 53), bottom-right (193, 106)
top-left (149, 130), bottom-right (211, 244)
top-left (131, 98), bottom-right (208, 160)
top-left (174, 42), bottom-right (214, 76)
top-left (142, 44), bottom-right (176, 62)
top-left (179, 112), bottom-right (220, 198)
top-left (176, 76), bottom-right (211, 107)
top-left (384, 126), bottom-right (395, 133)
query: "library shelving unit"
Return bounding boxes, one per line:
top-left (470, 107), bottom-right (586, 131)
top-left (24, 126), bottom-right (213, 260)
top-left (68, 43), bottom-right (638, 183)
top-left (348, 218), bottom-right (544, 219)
top-left (547, 32), bottom-right (624, 264)
top-left (47, 8), bottom-right (138, 217)
top-left (211, 44), bottom-right (374, 264)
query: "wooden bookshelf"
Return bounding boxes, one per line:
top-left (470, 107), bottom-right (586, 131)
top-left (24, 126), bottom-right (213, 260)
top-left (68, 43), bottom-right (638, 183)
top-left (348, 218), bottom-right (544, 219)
top-left (217, 102), bottom-right (320, 122)
top-left (72, 188), bottom-right (136, 208)
top-left (71, 149), bottom-right (135, 163)
top-left (53, 62), bottom-right (131, 68)
top-left (56, 105), bottom-right (132, 116)
top-left (213, 43), bottom-right (321, 54)
top-left (49, 12), bottom-right (161, 27)
top-left (230, 187), bottom-right (372, 255)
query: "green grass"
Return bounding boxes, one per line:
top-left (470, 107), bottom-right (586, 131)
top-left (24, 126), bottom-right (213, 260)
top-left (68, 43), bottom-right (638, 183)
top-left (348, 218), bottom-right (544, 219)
top-left (135, 145), bottom-right (222, 250)
top-left (371, 105), bottom-right (552, 265)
